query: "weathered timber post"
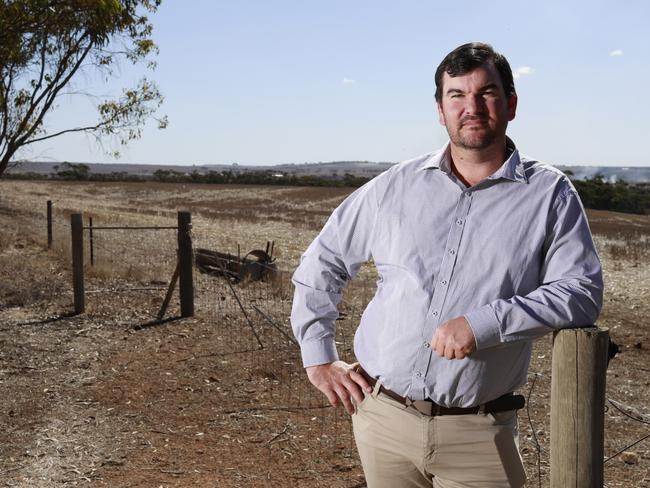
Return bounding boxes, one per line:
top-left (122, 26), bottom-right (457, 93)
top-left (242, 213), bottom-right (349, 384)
top-left (177, 211), bottom-right (194, 317)
top-left (157, 262), bottom-right (180, 320)
top-left (47, 200), bottom-right (53, 248)
top-left (88, 216), bottom-right (95, 266)
top-left (550, 327), bottom-right (609, 488)
top-left (70, 213), bottom-right (85, 314)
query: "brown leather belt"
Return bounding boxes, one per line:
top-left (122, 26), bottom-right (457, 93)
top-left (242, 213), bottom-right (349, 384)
top-left (356, 366), bottom-right (525, 417)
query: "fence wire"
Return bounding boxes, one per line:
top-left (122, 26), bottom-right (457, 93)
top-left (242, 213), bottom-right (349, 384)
top-left (191, 228), bottom-right (373, 485)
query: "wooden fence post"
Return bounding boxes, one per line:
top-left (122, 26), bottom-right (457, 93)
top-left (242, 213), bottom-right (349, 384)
top-left (47, 200), bottom-right (53, 248)
top-left (70, 213), bottom-right (85, 314)
top-left (177, 211), bottom-right (194, 317)
top-left (550, 327), bottom-right (609, 488)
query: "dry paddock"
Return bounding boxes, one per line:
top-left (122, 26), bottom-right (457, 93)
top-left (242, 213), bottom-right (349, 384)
top-left (0, 180), bottom-right (649, 487)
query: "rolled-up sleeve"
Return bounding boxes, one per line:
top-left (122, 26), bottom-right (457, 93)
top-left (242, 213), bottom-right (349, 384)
top-left (465, 184), bottom-right (604, 349)
top-left (291, 179), bottom-right (383, 367)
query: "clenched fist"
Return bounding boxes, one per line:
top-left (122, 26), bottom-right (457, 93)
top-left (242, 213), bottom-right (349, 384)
top-left (431, 316), bottom-right (477, 360)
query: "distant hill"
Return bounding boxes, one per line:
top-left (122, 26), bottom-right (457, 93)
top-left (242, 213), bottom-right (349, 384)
top-left (6, 160), bottom-right (395, 179)
top-left (5, 160), bottom-right (650, 183)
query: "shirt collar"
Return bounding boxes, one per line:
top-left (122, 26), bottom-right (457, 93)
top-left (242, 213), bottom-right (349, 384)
top-left (419, 137), bottom-right (528, 184)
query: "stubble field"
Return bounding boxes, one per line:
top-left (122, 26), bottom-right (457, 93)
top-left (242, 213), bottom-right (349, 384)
top-left (0, 179), bottom-right (649, 487)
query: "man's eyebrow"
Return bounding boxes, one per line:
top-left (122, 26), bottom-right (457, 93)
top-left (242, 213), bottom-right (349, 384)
top-left (479, 83), bottom-right (500, 91)
top-left (446, 83), bottom-right (501, 95)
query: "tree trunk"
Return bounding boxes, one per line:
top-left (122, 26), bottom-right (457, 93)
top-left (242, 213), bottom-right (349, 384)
top-left (0, 146), bottom-right (17, 177)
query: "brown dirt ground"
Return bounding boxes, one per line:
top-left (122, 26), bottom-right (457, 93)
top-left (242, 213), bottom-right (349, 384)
top-left (1, 180), bottom-right (649, 487)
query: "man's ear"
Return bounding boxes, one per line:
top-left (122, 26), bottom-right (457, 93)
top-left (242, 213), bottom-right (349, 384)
top-left (437, 102), bottom-right (446, 126)
top-left (507, 94), bottom-right (518, 121)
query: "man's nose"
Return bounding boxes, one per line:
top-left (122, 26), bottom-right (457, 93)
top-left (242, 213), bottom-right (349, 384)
top-left (464, 94), bottom-right (486, 115)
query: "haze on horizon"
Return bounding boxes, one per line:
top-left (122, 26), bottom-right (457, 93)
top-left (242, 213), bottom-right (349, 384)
top-left (18, 0), bottom-right (650, 168)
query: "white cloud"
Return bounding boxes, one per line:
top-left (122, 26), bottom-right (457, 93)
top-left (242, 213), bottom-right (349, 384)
top-left (512, 66), bottom-right (534, 80)
top-left (609, 49), bottom-right (623, 57)
top-left (342, 78), bottom-right (356, 84)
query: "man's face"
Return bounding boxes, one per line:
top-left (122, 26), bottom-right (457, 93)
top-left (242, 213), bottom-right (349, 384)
top-left (437, 62), bottom-right (517, 151)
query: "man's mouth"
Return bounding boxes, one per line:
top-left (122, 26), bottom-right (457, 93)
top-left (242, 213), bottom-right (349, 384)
top-left (461, 118), bottom-right (488, 128)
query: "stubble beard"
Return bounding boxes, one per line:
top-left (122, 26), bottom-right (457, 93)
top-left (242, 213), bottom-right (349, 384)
top-left (448, 121), bottom-right (498, 151)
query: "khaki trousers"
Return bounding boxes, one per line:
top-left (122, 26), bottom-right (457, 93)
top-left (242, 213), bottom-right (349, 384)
top-left (351, 381), bottom-right (527, 488)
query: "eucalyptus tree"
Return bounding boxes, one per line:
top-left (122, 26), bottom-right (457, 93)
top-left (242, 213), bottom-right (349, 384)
top-left (0, 0), bottom-right (166, 176)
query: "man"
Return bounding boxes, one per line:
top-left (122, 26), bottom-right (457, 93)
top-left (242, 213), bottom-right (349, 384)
top-left (290, 42), bottom-right (603, 488)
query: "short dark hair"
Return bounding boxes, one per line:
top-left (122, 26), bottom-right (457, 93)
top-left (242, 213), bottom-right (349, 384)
top-left (434, 42), bottom-right (516, 102)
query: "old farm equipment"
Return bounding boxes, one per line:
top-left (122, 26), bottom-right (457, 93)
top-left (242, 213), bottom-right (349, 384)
top-left (195, 241), bottom-right (277, 283)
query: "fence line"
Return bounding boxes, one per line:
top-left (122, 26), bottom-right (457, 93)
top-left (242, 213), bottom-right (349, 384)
top-left (39, 204), bottom-right (189, 318)
top-left (192, 260), bottom-right (365, 484)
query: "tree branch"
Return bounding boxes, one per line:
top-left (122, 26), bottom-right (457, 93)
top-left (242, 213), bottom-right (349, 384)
top-left (27, 33), bottom-right (49, 110)
top-left (15, 33), bottom-right (94, 148)
top-left (23, 123), bottom-right (108, 145)
top-left (1, 63), bottom-right (15, 146)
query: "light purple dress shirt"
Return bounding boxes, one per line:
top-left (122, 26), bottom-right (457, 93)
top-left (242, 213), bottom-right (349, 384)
top-left (291, 141), bottom-right (603, 408)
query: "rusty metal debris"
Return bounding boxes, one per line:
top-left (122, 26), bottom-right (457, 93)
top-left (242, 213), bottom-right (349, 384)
top-left (195, 241), bottom-right (277, 283)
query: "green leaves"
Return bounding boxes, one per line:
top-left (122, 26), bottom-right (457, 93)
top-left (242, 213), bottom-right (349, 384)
top-left (0, 0), bottom-right (166, 175)
top-left (96, 77), bottom-right (164, 146)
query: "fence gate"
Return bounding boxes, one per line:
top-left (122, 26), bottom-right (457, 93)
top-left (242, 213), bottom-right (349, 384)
top-left (69, 211), bottom-right (193, 319)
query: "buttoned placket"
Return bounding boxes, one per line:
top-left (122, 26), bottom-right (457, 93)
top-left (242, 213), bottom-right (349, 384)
top-left (408, 188), bottom-right (473, 399)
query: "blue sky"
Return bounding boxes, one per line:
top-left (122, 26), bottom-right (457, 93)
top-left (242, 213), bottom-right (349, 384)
top-left (25, 0), bottom-right (650, 166)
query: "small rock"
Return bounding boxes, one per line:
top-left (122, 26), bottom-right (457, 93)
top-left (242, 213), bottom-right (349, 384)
top-left (633, 342), bottom-right (643, 349)
top-left (621, 451), bottom-right (639, 465)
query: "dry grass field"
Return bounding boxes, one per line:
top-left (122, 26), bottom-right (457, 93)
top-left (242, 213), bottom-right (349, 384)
top-left (1, 179), bottom-right (649, 487)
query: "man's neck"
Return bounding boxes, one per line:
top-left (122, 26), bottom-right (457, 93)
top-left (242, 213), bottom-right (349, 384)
top-left (449, 139), bottom-right (509, 187)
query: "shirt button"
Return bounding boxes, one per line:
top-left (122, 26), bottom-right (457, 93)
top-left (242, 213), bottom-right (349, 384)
top-left (464, 191), bottom-right (471, 197)
top-left (456, 219), bottom-right (463, 225)
top-left (449, 249), bottom-right (455, 255)
top-left (432, 311), bottom-right (439, 316)
top-left (415, 372), bottom-right (422, 378)
top-left (441, 280), bottom-right (447, 285)
top-left (423, 341), bottom-right (430, 348)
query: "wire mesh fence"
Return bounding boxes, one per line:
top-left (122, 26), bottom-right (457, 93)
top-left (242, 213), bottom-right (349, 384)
top-left (65, 210), bottom-right (180, 316)
top-left (86, 227), bottom-right (176, 282)
top-left (0, 198), bottom-right (70, 252)
top-left (191, 224), bottom-right (378, 484)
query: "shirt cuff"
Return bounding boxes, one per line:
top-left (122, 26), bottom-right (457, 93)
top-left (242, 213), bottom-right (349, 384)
top-left (464, 304), bottom-right (501, 350)
top-left (300, 338), bottom-right (339, 368)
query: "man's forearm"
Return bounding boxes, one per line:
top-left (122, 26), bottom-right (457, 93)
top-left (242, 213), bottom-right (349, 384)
top-left (465, 278), bottom-right (603, 349)
top-left (290, 279), bottom-right (342, 367)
